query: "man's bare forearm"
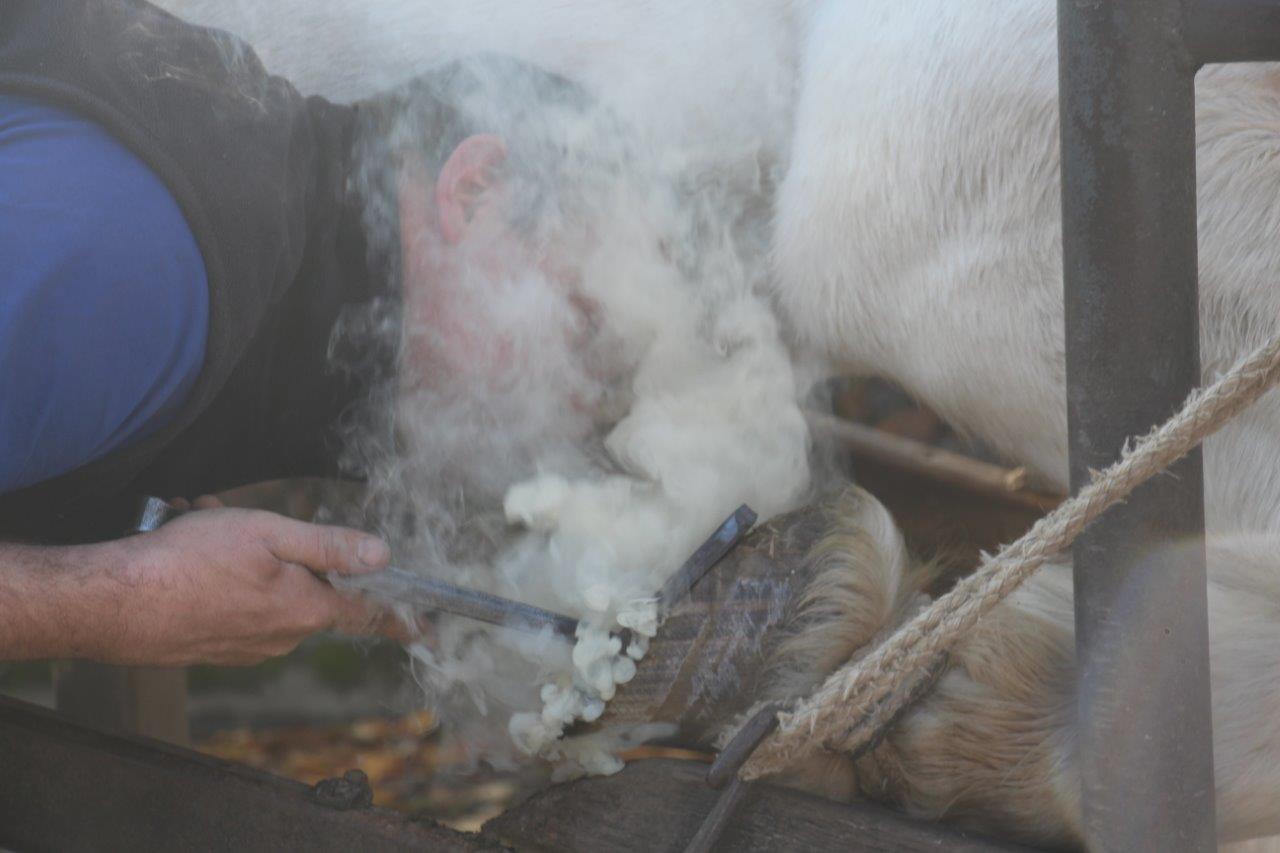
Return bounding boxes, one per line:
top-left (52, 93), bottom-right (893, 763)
top-left (0, 509), bottom-right (392, 667)
top-left (0, 540), bottom-right (123, 661)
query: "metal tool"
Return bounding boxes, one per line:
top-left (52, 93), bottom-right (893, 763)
top-left (131, 497), bottom-right (756, 644)
top-left (345, 567), bottom-right (583, 640)
top-left (683, 704), bottom-right (779, 853)
top-left (685, 653), bottom-right (950, 853)
top-left (704, 703), bottom-right (781, 791)
top-left (131, 496), bottom-right (183, 534)
top-left (658, 505), bottom-right (757, 615)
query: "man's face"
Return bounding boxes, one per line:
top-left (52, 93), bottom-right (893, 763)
top-left (396, 134), bottom-right (605, 418)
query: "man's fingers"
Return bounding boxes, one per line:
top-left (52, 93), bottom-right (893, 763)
top-left (278, 564), bottom-right (418, 641)
top-left (328, 596), bottom-right (425, 643)
top-left (287, 579), bottom-right (391, 638)
top-left (167, 495), bottom-right (222, 511)
top-left (260, 515), bottom-right (391, 576)
top-left (329, 595), bottom-right (390, 637)
top-left (376, 610), bottom-right (432, 645)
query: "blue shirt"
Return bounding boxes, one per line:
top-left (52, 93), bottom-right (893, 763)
top-left (0, 94), bottom-right (209, 493)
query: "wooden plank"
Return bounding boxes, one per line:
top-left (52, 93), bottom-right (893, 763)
top-left (484, 758), bottom-right (1039, 852)
top-left (0, 696), bottom-right (500, 853)
top-left (55, 662), bottom-right (190, 745)
top-left (127, 666), bottom-right (190, 744)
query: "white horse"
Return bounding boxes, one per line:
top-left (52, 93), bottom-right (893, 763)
top-left (155, 0), bottom-right (1280, 844)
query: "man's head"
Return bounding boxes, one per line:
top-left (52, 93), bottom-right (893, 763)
top-left (340, 55), bottom-right (642, 507)
top-left (354, 56), bottom-right (623, 395)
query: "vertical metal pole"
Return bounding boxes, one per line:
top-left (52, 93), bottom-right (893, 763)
top-left (1057, 2), bottom-right (1216, 850)
top-left (1185, 0), bottom-right (1280, 64)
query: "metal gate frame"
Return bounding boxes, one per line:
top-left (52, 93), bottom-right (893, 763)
top-left (1058, 1), bottom-right (1280, 849)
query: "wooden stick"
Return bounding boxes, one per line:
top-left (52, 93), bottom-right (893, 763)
top-left (807, 412), bottom-right (1063, 512)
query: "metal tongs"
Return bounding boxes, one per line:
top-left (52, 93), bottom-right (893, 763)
top-left (131, 496), bottom-right (756, 644)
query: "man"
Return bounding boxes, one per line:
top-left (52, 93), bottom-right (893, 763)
top-left (0, 0), bottom-right (597, 665)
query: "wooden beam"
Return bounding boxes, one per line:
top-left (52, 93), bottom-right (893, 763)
top-left (0, 696), bottom-right (499, 853)
top-left (485, 758), bottom-right (1039, 852)
top-left (809, 412), bottom-right (1063, 513)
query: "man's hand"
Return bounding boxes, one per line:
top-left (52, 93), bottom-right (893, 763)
top-left (0, 508), bottom-right (396, 666)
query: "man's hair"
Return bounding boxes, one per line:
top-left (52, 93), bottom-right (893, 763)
top-left (353, 54), bottom-right (626, 250)
top-left (332, 55), bottom-right (630, 440)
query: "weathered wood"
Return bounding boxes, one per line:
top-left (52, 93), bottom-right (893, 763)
top-left (0, 695), bottom-right (500, 853)
top-left (485, 758), bottom-right (1039, 852)
top-left (55, 662), bottom-right (190, 745)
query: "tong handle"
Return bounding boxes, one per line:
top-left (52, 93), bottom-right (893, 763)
top-left (129, 496), bottom-right (184, 535)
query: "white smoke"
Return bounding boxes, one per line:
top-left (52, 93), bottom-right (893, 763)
top-left (154, 0), bottom-right (816, 775)
top-left (154, 0), bottom-right (811, 156)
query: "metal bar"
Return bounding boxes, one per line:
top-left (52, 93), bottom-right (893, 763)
top-left (659, 504), bottom-right (758, 614)
top-left (1185, 0), bottom-right (1280, 64)
top-left (706, 704), bottom-right (781, 790)
top-left (1057, 1), bottom-right (1217, 849)
top-left (688, 706), bottom-right (780, 853)
top-left (683, 776), bottom-right (752, 853)
top-left (352, 567), bottom-right (585, 639)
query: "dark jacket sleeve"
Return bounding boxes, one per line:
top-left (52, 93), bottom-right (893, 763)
top-left (0, 0), bottom-right (396, 541)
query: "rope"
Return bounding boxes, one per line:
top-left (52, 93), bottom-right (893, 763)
top-left (742, 332), bottom-right (1280, 779)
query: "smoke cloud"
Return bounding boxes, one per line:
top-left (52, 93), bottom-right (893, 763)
top-left (155, 0), bottom-right (817, 776)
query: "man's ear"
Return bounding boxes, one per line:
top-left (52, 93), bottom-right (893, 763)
top-left (434, 134), bottom-right (508, 244)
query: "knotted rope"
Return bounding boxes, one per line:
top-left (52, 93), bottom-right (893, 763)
top-left (742, 331), bottom-right (1280, 779)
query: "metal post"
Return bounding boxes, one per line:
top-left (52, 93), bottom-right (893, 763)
top-left (1057, 1), bottom-right (1216, 849)
top-left (1185, 0), bottom-right (1280, 64)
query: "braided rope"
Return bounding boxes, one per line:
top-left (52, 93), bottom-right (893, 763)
top-left (742, 332), bottom-right (1280, 778)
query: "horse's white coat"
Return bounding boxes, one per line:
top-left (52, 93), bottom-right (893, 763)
top-left (774, 2), bottom-right (1280, 842)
